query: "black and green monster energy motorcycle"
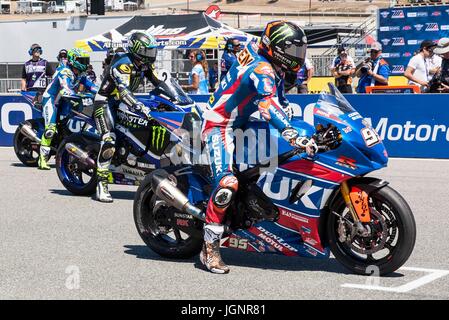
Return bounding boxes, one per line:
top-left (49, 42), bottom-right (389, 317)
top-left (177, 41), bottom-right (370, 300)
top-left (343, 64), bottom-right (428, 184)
top-left (55, 78), bottom-right (198, 196)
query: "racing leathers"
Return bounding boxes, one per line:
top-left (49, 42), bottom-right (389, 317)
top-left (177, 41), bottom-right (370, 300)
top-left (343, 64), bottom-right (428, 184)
top-left (200, 43), bottom-right (316, 271)
top-left (94, 52), bottom-right (162, 201)
top-left (39, 65), bottom-right (97, 169)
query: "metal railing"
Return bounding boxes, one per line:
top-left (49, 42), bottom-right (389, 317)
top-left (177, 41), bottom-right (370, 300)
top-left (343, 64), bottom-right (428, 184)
top-left (0, 79), bottom-right (21, 93)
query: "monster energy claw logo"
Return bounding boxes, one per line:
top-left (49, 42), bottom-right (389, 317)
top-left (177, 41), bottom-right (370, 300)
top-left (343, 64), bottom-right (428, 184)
top-left (152, 126), bottom-right (166, 150)
top-left (271, 25), bottom-right (294, 44)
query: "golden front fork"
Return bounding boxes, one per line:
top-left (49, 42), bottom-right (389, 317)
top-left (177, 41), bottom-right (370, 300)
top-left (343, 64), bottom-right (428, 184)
top-left (340, 181), bottom-right (360, 223)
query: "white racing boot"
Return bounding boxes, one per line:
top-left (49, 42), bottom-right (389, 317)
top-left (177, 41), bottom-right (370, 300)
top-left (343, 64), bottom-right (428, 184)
top-left (200, 224), bottom-right (230, 274)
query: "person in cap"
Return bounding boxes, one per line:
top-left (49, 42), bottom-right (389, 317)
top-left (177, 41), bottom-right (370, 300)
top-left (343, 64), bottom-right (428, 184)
top-left (220, 38), bottom-right (241, 80)
top-left (404, 40), bottom-right (437, 91)
top-left (21, 44), bottom-right (54, 92)
top-left (355, 41), bottom-right (390, 93)
top-left (331, 46), bottom-right (355, 93)
top-left (431, 38), bottom-right (449, 93)
top-left (57, 49), bottom-right (68, 67)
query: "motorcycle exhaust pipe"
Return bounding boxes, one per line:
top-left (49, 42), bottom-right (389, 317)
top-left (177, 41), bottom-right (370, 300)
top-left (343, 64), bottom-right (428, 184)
top-left (20, 124), bottom-right (41, 144)
top-left (65, 143), bottom-right (96, 169)
top-left (150, 169), bottom-right (205, 221)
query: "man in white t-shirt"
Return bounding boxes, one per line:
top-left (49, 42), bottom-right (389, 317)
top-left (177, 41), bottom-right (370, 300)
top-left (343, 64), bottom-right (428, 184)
top-left (427, 51), bottom-right (442, 81)
top-left (404, 40), bottom-right (437, 91)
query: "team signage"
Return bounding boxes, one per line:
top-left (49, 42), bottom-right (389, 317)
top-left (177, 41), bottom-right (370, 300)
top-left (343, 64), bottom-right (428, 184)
top-left (378, 5), bottom-right (449, 75)
top-left (1, 94), bottom-right (449, 158)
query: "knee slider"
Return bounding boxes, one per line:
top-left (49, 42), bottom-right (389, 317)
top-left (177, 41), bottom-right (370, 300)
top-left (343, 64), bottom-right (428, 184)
top-left (212, 175), bottom-right (239, 208)
top-left (101, 133), bottom-right (116, 160)
top-left (44, 126), bottom-right (56, 139)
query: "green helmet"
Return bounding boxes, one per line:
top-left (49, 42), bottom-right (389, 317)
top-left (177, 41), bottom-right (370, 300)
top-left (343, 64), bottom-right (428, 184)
top-left (127, 32), bottom-right (158, 64)
top-left (67, 48), bottom-right (90, 72)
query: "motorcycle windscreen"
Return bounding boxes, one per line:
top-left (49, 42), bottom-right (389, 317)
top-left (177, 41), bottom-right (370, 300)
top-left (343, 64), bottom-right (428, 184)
top-left (152, 78), bottom-right (195, 106)
top-left (315, 83), bottom-right (356, 120)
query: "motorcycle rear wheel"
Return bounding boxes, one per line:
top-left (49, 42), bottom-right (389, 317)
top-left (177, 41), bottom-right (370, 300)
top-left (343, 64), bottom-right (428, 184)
top-left (134, 174), bottom-right (203, 259)
top-left (13, 119), bottom-right (44, 167)
top-left (327, 185), bottom-right (416, 276)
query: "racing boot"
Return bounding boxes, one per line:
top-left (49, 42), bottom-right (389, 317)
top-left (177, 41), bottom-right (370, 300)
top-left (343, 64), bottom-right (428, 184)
top-left (200, 224), bottom-right (230, 274)
top-left (38, 146), bottom-right (51, 170)
top-left (96, 169), bottom-right (113, 203)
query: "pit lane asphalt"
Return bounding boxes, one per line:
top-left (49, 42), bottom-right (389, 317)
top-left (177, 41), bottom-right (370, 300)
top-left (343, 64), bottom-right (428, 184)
top-left (1, 147), bottom-right (448, 300)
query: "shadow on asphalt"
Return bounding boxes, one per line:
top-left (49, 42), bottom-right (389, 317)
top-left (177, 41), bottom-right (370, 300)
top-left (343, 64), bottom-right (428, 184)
top-left (123, 244), bottom-right (402, 276)
top-left (49, 189), bottom-right (136, 200)
top-left (11, 162), bottom-right (55, 168)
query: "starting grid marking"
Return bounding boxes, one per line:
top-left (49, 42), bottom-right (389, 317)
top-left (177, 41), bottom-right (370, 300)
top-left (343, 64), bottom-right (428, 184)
top-left (341, 267), bottom-right (449, 293)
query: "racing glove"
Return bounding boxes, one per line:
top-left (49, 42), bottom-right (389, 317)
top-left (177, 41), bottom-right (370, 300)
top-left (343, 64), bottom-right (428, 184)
top-left (294, 136), bottom-right (318, 157)
top-left (281, 128), bottom-right (318, 157)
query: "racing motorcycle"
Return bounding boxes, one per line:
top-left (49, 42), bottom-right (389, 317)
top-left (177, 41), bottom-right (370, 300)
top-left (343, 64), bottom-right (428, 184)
top-left (55, 78), bottom-right (198, 196)
top-left (13, 91), bottom-right (94, 167)
top-left (133, 83), bottom-right (416, 276)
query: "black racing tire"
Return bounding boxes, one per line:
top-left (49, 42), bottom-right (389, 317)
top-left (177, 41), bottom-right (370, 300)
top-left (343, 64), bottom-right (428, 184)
top-left (55, 134), bottom-right (98, 196)
top-left (134, 174), bottom-right (203, 259)
top-left (327, 185), bottom-right (416, 276)
top-left (13, 119), bottom-right (44, 167)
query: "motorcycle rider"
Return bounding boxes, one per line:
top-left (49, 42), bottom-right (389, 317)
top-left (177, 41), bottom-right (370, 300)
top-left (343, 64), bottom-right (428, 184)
top-left (200, 21), bottom-right (317, 274)
top-left (38, 48), bottom-right (97, 170)
top-left (94, 31), bottom-right (167, 203)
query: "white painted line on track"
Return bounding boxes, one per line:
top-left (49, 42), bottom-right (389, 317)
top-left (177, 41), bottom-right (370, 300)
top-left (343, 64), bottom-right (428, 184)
top-left (341, 267), bottom-right (449, 293)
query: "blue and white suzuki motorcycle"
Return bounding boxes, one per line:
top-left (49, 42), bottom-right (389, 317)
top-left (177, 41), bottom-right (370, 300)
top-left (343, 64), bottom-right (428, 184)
top-left (133, 83), bottom-right (416, 275)
top-left (55, 78), bottom-right (198, 196)
top-left (13, 91), bottom-right (94, 167)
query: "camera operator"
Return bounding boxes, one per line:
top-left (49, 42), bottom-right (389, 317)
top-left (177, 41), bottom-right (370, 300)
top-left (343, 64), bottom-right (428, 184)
top-left (355, 42), bottom-right (390, 93)
top-left (404, 40), bottom-right (437, 92)
top-left (428, 38), bottom-right (449, 93)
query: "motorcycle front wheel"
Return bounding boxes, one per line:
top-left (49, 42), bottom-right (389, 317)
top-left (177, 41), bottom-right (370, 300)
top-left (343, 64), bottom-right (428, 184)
top-left (327, 185), bottom-right (416, 276)
top-left (55, 135), bottom-right (98, 196)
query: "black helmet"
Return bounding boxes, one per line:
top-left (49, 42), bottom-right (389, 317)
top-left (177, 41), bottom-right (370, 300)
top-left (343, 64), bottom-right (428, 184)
top-left (259, 21), bottom-right (307, 73)
top-left (127, 32), bottom-right (158, 64)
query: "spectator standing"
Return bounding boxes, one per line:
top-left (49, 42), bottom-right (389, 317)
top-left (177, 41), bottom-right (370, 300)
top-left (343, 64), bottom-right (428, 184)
top-left (86, 64), bottom-right (97, 84)
top-left (404, 40), bottom-right (437, 92)
top-left (427, 48), bottom-right (442, 82)
top-left (57, 49), bottom-right (68, 68)
top-left (356, 42), bottom-right (390, 93)
top-left (21, 43), bottom-right (54, 92)
top-left (430, 38), bottom-right (449, 93)
top-left (220, 38), bottom-right (241, 80)
top-left (331, 47), bottom-right (355, 93)
top-left (182, 50), bottom-right (209, 94)
top-left (295, 57), bottom-right (314, 94)
top-left (209, 62), bottom-right (219, 91)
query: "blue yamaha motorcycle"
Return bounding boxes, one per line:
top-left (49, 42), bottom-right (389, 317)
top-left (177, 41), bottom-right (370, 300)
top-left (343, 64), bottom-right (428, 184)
top-left (13, 91), bottom-right (95, 167)
top-left (55, 78), bottom-right (199, 196)
top-left (133, 83), bottom-right (416, 275)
